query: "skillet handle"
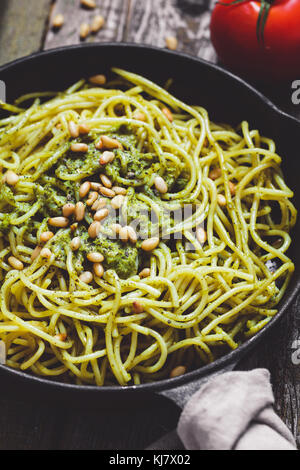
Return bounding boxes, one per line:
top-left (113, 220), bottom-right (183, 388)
top-left (146, 361), bottom-right (238, 450)
top-left (156, 361), bottom-right (238, 410)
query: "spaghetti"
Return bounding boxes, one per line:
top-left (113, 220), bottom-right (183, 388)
top-left (0, 68), bottom-right (296, 386)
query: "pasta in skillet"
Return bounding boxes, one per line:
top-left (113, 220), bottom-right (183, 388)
top-left (0, 69), bottom-right (296, 385)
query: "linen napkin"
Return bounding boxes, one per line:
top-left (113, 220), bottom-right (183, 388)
top-left (176, 368), bottom-right (297, 450)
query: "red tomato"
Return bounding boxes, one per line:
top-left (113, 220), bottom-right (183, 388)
top-left (210, 0), bottom-right (300, 82)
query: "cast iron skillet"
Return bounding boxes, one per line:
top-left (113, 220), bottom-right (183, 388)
top-left (0, 43), bottom-right (299, 410)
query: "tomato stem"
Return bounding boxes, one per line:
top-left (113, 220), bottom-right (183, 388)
top-left (256, 1), bottom-right (271, 43)
top-left (217, 0), bottom-right (273, 44)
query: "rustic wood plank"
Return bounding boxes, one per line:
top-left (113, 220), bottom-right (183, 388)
top-left (52, 401), bottom-right (179, 450)
top-left (44, 0), bottom-right (217, 63)
top-left (126, 0), bottom-right (216, 62)
top-left (0, 383), bottom-right (179, 450)
top-left (44, 0), bottom-right (130, 50)
top-left (0, 389), bottom-right (58, 450)
top-left (0, 0), bottom-right (52, 66)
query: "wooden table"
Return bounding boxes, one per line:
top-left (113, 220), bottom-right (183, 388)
top-left (0, 0), bottom-right (300, 450)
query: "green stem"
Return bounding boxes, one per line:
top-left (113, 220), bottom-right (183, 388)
top-left (217, 0), bottom-right (273, 44)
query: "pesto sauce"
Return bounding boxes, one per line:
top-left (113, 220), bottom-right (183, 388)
top-left (1, 125), bottom-right (186, 279)
top-left (0, 213), bottom-right (11, 234)
top-left (52, 226), bottom-right (138, 279)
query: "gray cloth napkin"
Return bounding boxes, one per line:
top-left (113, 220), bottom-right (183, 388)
top-left (177, 368), bottom-right (297, 450)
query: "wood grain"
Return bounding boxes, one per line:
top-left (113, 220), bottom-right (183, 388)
top-left (126, 0), bottom-right (216, 62)
top-left (0, 375), bottom-right (180, 449)
top-left (44, 0), bottom-right (130, 50)
top-left (0, 0), bottom-right (52, 66)
top-left (44, 0), bottom-right (217, 63)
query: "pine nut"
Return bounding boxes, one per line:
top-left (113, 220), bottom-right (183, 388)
top-left (119, 226), bottom-right (129, 242)
top-left (68, 121), bottom-right (79, 138)
top-left (79, 271), bottom-right (93, 284)
top-left (31, 246), bottom-right (42, 261)
top-left (52, 13), bottom-right (64, 29)
top-left (99, 151), bottom-right (115, 165)
top-left (99, 186), bottom-right (115, 198)
top-left (8, 256), bottom-right (24, 270)
top-left (79, 181), bottom-right (91, 198)
top-left (40, 231), bottom-right (54, 243)
top-left (62, 203), bottom-right (75, 218)
top-left (102, 135), bottom-right (123, 149)
top-left (132, 301), bottom-right (144, 314)
top-left (87, 252), bottom-right (104, 263)
top-left (90, 182), bottom-right (102, 191)
top-left (170, 365), bottom-right (186, 378)
top-left (139, 268), bottom-right (151, 279)
top-left (229, 181), bottom-right (236, 196)
top-left (93, 262), bottom-right (104, 278)
top-left (81, 0), bottom-right (96, 9)
top-left (79, 23), bottom-right (90, 39)
top-left (86, 191), bottom-right (98, 206)
top-left (89, 74), bottom-right (106, 86)
top-left (5, 170), bottom-right (19, 186)
top-left (95, 139), bottom-right (103, 149)
top-left (154, 175), bottom-right (168, 194)
top-left (91, 15), bottom-right (105, 33)
top-left (127, 226), bottom-right (137, 243)
top-left (196, 227), bottom-right (207, 245)
top-left (71, 142), bottom-right (88, 152)
top-left (141, 237), bottom-right (159, 251)
top-left (91, 197), bottom-right (107, 211)
top-left (209, 168), bottom-right (222, 180)
top-left (70, 236), bottom-right (81, 251)
top-left (97, 135), bottom-right (123, 150)
top-left (162, 107), bottom-right (173, 122)
top-left (165, 36), bottom-right (178, 51)
top-left (100, 174), bottom-right (112, 188)
top-left (111, 194), bottom-right (125, 209)
top-left (48, 217), bottom-right (69, 227)
top-left (88, 221), bottom-right (101, 238)
top-left (75, 201), bottom-right (85, 221)
top-left (54, 333), bottom-right (67, 342)
top-left (112, 186), bottom-right (127, 195)
top-left (40, 248), bottom-right (52, 259)
top-left (78, 122), bottom-right (90, 134)
top-left (111, 223), bottom-right (121, 234)
top-left (133, 110), bottom-right (146, 121)
top-left (94, 207), bottom-right (109, 221)
top-left (217, 194), bottom-right (227, 207)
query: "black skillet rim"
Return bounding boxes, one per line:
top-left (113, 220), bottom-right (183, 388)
top-left (0, 42), bottom-right (299, 395)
